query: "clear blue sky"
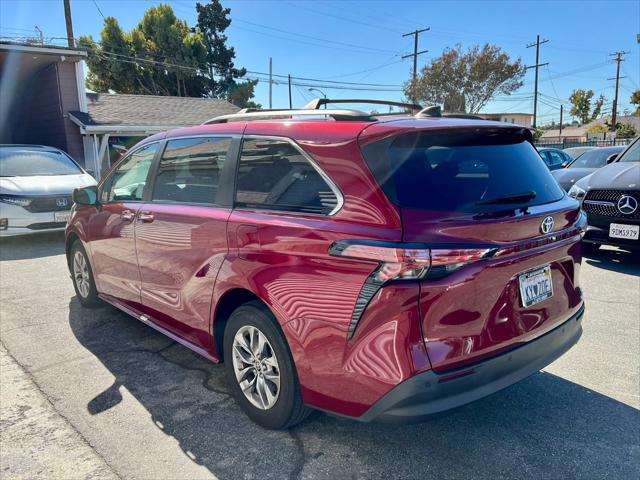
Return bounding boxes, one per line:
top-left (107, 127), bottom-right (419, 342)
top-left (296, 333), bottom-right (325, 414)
top-left (1, 0), bottom-right (638, 125)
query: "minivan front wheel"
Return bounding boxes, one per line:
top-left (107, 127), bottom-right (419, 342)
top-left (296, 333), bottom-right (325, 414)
top-left (223, 301), bottom-right (310, 429)
top-left (70, 241), bottom-right (101, 308)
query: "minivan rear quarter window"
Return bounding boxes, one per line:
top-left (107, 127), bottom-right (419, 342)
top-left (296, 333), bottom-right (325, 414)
top-left (362, 129), bottom-right (564, 212)
top-left (235, 138), bottom-right (339, 215)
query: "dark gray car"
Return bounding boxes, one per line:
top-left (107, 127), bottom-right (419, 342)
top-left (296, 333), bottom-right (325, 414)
top-left (568, 138), bottom-right (639, 252)
top-left (552, 146), bottom-right (625, 191)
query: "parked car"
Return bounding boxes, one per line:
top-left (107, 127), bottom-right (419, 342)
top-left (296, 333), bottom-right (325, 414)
top-left (66, 104), bottom-right (585, 429)
top-left (537, 147), bottom-right (573, 170)
top-left (0, 145), bottom-right (96, 236)
top-left (563, 146), bottom-right (596, 160)
top-left (551, 146), bottom-right (625, 191)
top-left (569, 137), bottom-right (640, 253)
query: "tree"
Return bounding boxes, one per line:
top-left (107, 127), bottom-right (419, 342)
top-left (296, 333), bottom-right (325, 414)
top-left (569, 89), bottom-right (594, 124)
top-left (591, 94), bottom-right (606, 121)
top-left (195, 0), bottom-right (247, 97)
top-left (227, 79), bottom-right (261, 108)
top-left (78, 1), bottom-right (257, 102)
top-left (79, 6), bottom-right (208, 96)
top-left (586, 123), bottom-right (608, 134)
top-left (406, 44), bottom-right (525, 113)
top-left (616, 123), bottom-right (637, 139)
top-left (631, 90), bottom-right (640, 115)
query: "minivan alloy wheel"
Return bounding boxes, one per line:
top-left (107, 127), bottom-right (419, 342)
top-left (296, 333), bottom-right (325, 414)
top-left (73, 251), bottom-right (91, 298)
top-left (232, 325), bottom-right (281, 410)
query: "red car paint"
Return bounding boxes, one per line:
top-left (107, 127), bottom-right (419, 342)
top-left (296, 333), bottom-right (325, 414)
top-left (66, 115), bottom-right (584, 420)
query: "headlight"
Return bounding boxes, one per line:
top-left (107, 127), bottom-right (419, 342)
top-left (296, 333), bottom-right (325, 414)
top-left (0, 195), bottom-right (32, 207)
top-left (568, 184), bottom-right (586, 202)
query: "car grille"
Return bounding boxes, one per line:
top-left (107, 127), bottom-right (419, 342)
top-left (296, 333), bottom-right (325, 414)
top-left (583, 190), bottom-right (640, 220)
top-left (25, 195), bottom-right (73, 213)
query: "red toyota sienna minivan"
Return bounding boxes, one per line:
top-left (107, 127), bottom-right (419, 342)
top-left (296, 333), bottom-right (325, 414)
top-left (66, 102), bottom-right (585, 429)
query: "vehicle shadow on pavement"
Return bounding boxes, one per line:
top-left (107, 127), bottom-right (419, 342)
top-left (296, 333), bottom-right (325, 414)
top-left (69, 299), bottom-right (640, 480)
top-left (0, 232), bottom-right (65, 261)
top-left (583, 247), bottom-right (640, 275)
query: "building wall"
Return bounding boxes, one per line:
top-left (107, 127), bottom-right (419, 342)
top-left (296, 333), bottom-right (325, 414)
top-left (1, 55), bottom-right (85, 165)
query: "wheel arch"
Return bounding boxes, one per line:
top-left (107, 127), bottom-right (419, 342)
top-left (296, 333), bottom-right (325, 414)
top-left (212, 288), bottom-right (264, 361)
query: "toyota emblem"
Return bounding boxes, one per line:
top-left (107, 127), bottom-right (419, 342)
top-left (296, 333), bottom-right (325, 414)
top-left (541, 216), bottom-right (554, 234)
top-left (617, 195), bottom-right (638, 215)
top-left (56, 197), bottom-right (68, 207)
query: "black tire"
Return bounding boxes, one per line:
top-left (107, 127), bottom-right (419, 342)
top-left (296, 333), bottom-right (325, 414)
top-left (69, 240), bottom-right (102, 308)
top-left (223, 301), bottom-right (311, 429)
top-left (582, 241), bottom-right (600, 256)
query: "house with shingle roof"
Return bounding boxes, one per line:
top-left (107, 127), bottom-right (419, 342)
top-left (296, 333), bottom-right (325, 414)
top-left (69, 93), bottom-right (240, 177)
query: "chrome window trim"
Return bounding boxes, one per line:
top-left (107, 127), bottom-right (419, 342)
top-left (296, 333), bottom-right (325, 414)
top-left (238, 135), bottom-right (344, 216)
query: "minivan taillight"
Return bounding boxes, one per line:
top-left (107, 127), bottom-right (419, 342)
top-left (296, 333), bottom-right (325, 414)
top-left (329, 241), bottom-right (495, 339)
top-left (329, 241), bottom-right (495, 282)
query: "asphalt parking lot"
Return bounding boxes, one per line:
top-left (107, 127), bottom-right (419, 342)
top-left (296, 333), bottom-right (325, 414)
top-left (1, 232), bottom-right (639, 480)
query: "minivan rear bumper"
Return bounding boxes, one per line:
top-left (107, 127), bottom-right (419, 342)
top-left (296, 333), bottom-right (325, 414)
top-left (357, 303), bottom-right (584, 423)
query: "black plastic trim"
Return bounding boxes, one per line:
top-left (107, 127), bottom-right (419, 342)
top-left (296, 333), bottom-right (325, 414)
top-left (355, 303), bottom-right (585, 423)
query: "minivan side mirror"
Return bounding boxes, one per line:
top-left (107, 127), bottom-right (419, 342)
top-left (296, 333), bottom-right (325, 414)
top-left (606, 154), bottom-right (618, 164)
top-left (73, 185), bottom-right (99, 206)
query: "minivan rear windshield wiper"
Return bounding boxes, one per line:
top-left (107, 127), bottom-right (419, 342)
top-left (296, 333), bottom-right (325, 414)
top-left (476, 191), bottom-right (537, 205)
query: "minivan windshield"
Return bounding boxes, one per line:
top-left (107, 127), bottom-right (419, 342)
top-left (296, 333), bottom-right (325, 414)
top-left (362, 130), bottom-right (565, 213)
top-left (0, 148), bottom-right (83, 176)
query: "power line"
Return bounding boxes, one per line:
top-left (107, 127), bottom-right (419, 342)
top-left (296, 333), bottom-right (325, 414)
top-left (92, 0), bottom-right (105, 20)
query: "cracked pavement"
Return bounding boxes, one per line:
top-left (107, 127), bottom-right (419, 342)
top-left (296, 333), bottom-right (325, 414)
top-left (1, 232), bottom-right (639, 479)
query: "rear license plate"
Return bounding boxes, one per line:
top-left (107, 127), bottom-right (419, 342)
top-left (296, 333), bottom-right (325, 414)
top-left (609, 223), bottom-right (639, 240)
top-left (519, 265), bottom-right (553, 308)
top-left (54, 211), bottom-right (71, 223)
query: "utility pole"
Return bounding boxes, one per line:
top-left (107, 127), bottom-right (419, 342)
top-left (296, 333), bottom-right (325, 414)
top-left (63, 0), bottom-right (74, 47)
top-left (35, 26), bottom-right (44, 45)
top-left (559, 104), bottom-right (563, 143)
top-left (525, 35), bottom-right (549, 129)
top-left (288, 74), bottom-right (292, 109)
top-left (268, 57), bottom-right (273, 109)
top-left (608, 51), bottom-right (629, 133)
top-left (402, 27), bottom-right (429, 101)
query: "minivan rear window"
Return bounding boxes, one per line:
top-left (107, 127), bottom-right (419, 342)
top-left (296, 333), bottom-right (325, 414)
top-left (362, 130), bottom-right (564, 212)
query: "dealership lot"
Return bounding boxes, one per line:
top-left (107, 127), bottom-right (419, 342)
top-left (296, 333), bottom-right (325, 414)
top-left (0, 233), bottom-right (638, 480)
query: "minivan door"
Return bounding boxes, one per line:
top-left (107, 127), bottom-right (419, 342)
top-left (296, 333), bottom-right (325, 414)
top-left (134, 136), bottom-right (237, 348)
top-left (88, 142), bottom-right (159, 307)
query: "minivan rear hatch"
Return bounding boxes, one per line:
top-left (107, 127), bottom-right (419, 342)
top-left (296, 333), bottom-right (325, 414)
top-left (360, 122), bottom-right (584, 372)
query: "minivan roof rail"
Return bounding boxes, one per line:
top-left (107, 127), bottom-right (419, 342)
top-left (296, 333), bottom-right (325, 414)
top-left (303, 98), bottom-right (423, 113)
top-left (203, 108), bottom-right (375, 124)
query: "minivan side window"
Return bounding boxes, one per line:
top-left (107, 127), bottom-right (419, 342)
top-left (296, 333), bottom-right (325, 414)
top-left (152, 137), bottom-right (232, 205)
top-left (235, 138), bottom-right (339, 215)
top-left (101, 143), bottom-right (158, 203)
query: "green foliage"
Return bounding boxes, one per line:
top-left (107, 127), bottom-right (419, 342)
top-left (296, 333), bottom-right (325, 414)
top-left (591, 94), bottom-right (606, 121)
top-left (631, 90), bottom-right (640, 115)
top-left (195, 0), bottom-right (247, 97)
top-left (534, 127), bottom-right (544, 139)
top-left (406, 43), bottom-right (525, 113)
top-left (227, 79), bottom-right (261, 108)
top-left (569, 89), bottom-right (594, 124)
top-left (616, 123), bottom-right (637, 139)
top-left (79, 1), bottom-right (256, 102)
top-left (586, 123), bottom-right (608, 134)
